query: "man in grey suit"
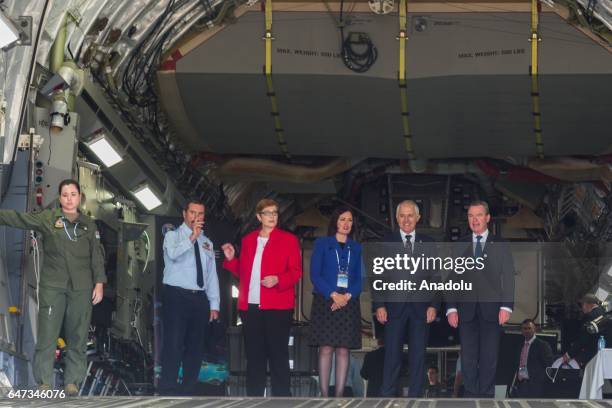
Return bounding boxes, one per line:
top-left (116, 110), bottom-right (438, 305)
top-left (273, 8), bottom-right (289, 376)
top-left (446, 200), bottom-right (515, 398)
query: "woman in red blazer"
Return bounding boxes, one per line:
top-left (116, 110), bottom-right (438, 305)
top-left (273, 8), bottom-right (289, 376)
top-left (222, 198), bottom-right (302, 396)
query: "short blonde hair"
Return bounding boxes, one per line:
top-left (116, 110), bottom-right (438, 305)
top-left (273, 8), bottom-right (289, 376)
top-left (256, 198), bottom-right (279, 214)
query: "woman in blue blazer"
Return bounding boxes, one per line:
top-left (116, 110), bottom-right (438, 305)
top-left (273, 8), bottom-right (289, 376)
top-left (310, 206), bottom-right (363, 397)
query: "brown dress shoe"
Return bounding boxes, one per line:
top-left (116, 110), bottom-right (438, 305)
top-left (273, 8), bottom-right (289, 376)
top-left (65, 383), bottom-right (79, 396)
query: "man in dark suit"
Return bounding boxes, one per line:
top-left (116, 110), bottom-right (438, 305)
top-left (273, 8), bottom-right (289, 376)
top-left (375, 200), bottom-right (440, 397)
top-left (510, 319), bottom-right (553, 398)
top-left (446, 200), bottom-right (515, 398)
top-left (360, 341), bottom-right (386, 397)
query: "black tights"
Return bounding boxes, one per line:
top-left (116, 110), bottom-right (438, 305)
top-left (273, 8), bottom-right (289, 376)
top-left (318, 346), bottom-right (350, 397)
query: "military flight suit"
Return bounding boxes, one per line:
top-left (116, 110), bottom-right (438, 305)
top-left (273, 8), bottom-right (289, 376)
top-left (0, 208), bottom-right (106, 386)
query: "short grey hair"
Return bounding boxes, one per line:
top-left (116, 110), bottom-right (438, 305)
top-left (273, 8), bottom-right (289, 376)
top-left (396, 200), bottom-right (420, 217)
top-left (468, 200), bottom-right (489, 215)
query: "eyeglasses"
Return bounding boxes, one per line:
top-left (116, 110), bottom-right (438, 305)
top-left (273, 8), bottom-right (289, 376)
top-left (259, 211), bottom-right (279, 217)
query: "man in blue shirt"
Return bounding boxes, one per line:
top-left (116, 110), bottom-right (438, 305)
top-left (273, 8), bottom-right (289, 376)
top-left (159, 200), bottom-right (220, 395)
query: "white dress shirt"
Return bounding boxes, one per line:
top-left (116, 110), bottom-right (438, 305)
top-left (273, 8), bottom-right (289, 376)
top-left (399, 229), bottom-right (415, 250)
top-left (472, 229), bottom-right (489, 254)
top-left (162, 223), bottom-right (220, 310)
top-left (248, 236), bottom-right (268, 305)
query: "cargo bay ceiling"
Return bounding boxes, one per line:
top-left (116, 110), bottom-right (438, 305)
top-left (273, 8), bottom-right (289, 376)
top-left (5, 0), bottom-right (609, 225)
top-left (158, 2), bottom-right (612, 159)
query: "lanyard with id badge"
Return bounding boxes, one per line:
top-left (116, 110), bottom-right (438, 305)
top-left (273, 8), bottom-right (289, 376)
top-left (63, 218), bottom-right (79, 241)
top-left (335, 246), bottom-right (351, 290)
top-left (55, 216), bottom-right (80, 241)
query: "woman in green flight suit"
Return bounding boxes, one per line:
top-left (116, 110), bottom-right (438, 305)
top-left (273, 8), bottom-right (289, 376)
top-left (0, 179), bottom-right (106, 395)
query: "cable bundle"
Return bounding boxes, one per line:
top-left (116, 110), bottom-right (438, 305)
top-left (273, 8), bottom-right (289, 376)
top-left (341, 31), bottom-right (378, 73)
top-left (334, 0), bottom-right (378, 73)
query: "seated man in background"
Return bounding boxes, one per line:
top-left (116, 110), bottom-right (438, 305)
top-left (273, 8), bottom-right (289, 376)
top-left (360, 340), bottom-right (412, 397)
top-left (423, 366), bottom-right (447, 398)
top-left (563, 294), bottom-right (606, 368)
top-left (360, 342), bottom-right (385, 397)
top-left (510, 319), bottom-right (553, 398)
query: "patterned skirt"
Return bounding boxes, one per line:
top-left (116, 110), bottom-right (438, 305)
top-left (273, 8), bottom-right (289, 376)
top-left (309, 293), bottom-right (362, 349)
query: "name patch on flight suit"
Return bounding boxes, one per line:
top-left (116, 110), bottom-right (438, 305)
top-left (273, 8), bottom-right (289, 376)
top-left (95, 230), bottom-right (100, 240)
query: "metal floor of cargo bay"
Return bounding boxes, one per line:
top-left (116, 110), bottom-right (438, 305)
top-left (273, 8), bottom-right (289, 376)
top-left (1, 398), bottom-right (612, 408)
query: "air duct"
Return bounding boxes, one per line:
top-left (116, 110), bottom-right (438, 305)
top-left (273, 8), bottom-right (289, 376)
top-left (528, 157), bottom-right (612, 183)
top-left (216, 157), bottom-right (364, 183)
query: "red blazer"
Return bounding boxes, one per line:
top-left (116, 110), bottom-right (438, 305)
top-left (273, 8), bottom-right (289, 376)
top-left (223, 228), bottom-right (302, 311)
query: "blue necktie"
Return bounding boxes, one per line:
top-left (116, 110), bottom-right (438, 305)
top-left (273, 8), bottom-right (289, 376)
top-left (474, 235), bottom-right (483, 258)
top-left (194, 241), bottom-right (204, 288)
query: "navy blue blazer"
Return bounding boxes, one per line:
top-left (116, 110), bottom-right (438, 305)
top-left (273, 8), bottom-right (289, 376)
top-left (310, 236), bottom-right (363, 298)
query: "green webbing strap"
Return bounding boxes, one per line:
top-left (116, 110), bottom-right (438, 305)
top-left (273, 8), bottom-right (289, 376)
top-left (530, 0), bottom-right (544, 159)
top-left (398, 0), bottom-right (415, 159)
top-left (264, 0), bottom-right (290, 159)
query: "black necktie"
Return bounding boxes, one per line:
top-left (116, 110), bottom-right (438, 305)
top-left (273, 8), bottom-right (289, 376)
top-left (475, 235), bottom-right (483, 258)
top-left (194, 241), bottom-right (204, 288)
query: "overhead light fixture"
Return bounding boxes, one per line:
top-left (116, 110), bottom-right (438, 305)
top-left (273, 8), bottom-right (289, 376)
top-left (132, 184), bottom-right (162, 211)
top-left (368, 0), bottom-right (394, 14)
top-left (85, 133), bottom-right (123, 167)
top-left (0, 12), bottom-right (20, 49)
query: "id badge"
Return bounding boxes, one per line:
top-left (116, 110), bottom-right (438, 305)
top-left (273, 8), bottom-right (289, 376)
top-left (337, 273), bottom-right (349, 288)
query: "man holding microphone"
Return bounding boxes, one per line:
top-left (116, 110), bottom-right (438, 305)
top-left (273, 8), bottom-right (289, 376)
top-left (159, 200), bottom-right (220, 395)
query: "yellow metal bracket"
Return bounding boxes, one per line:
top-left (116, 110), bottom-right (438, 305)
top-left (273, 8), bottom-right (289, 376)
top-left (398, 0), bottom-right (415, 159)
top-left (263, 0), bottom-right (290, 159)
top-left (529, 0), bottom-right (544, 159)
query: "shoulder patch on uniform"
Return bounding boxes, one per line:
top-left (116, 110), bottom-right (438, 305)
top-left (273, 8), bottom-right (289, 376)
top-left (202, 242), bottom-right (212, 251)
top-left (54, 218), bottom-right (64, 229)
top-left (161, 223), bottom-right (176, 236)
